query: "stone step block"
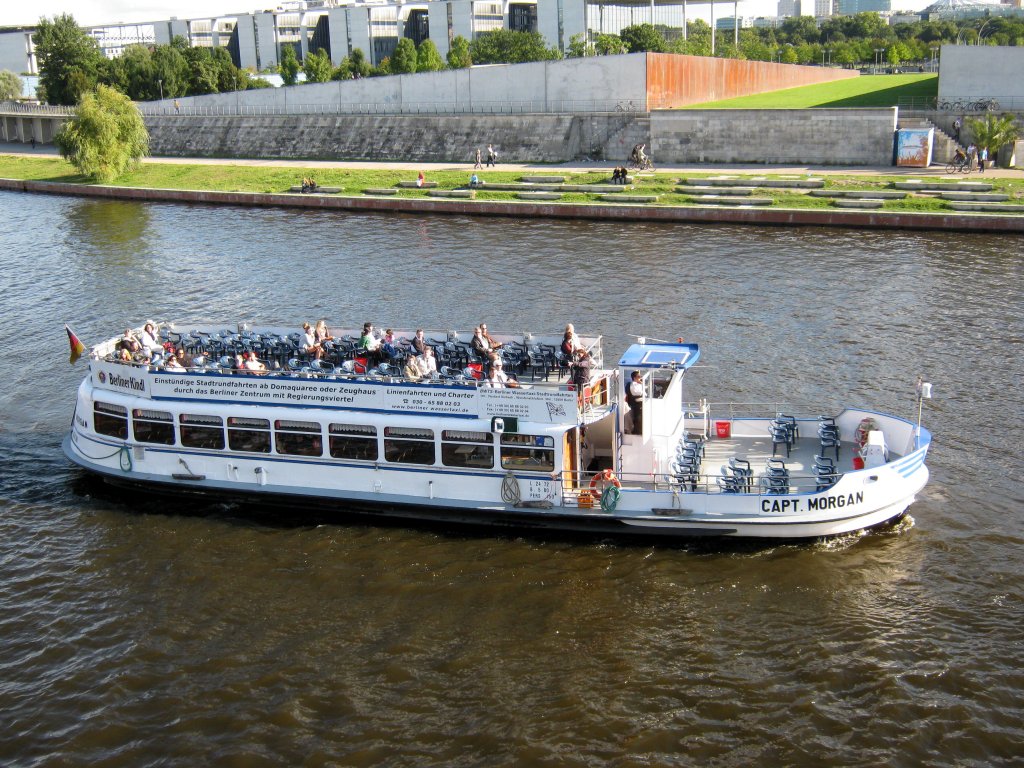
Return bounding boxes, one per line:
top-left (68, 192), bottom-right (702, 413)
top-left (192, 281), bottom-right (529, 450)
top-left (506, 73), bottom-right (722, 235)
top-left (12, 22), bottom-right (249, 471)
top-left (939, 192), bottom-right (1009, 202)
top-left (520, 176), bottom-right (565, 183)
top-left (679, 186), bottom-right (755, 195)
top-left (562, 184), bottom-right (624, 193)
top-left (600, 194), bottom-right (659, 203)
top-left (363, 188), bottom-right (398, 195)
top-left (946, 202), bottom-right (1024, 213)
top-left (517, 192), bottom-right (564, 200)
top-left (809, 190), bottom-right (908, 199)
top-left (397, 180), bottom-right (439, 188)
top-left (687, 195), bottom-right (773, 206)
top-left (427, 189), bottom-right (474, 198)
top-left (892, 180), bottom-right (994, 192)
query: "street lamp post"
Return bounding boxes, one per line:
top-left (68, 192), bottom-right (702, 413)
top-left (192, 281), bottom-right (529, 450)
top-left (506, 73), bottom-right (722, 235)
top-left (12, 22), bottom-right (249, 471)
top-left (874, 48), bottom-right (883, 72)
top-left (158, 79), bottom-right (163, 101)
top-left (930, 46), bottom-right (938, 71)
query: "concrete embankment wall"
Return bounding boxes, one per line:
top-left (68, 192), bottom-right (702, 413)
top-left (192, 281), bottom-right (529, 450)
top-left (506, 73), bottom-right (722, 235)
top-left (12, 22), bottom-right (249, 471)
top-left (653, 109), bottom-right (898, 165)
top-left (146, 109), bottom-right (898, 165)
top-left (3, 178), bottom-right (1021, 234)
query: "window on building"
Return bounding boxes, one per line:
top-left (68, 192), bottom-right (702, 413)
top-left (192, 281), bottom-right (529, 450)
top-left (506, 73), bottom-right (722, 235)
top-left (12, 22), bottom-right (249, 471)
top-left (500, 434), bottom-right (555, 472)
top-left (179, 413), bottom-right (225, 450)
top-left (228, 416), bottom-right (271, 453)
top-left (328, 423), bottom-right (378, 461)
top-left (133, 408), bottom-right (175, 445)
top-left (383, 426), bottom-right (435, 465)
top-left (441, 429), bottom-right (494, 469)
top-left (275, 419), bottom-right (323, 457)
top-left (94, 401), bottom-right (129, 439)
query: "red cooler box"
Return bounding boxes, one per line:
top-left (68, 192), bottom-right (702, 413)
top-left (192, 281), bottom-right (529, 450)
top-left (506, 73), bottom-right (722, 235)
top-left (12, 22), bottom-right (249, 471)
top-left (715, 421), bottom-right (731, 438)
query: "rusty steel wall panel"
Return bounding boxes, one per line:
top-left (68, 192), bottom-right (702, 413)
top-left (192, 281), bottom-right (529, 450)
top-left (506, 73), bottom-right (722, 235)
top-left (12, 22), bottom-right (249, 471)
top-left (646, 53), bottom-right (858, 109)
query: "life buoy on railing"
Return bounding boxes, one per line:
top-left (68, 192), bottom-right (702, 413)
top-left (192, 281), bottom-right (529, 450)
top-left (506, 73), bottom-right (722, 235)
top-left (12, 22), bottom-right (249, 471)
top-left (590, 468), bottom-right (622, 492)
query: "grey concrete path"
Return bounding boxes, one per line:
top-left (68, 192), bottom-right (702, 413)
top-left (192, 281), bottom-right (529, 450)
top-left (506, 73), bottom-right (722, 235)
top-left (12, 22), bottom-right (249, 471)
top-left (1, 142), bottom-right (1020, 179)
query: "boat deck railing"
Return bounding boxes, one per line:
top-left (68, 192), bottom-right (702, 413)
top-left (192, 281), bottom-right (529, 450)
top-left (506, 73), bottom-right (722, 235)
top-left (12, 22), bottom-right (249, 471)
top-left (684, 402), bottom-right (843, 421)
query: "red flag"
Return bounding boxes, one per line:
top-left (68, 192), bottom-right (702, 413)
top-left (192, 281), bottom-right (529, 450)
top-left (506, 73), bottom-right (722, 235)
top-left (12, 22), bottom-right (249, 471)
top-left (65, 324), bottom-right (86, 364)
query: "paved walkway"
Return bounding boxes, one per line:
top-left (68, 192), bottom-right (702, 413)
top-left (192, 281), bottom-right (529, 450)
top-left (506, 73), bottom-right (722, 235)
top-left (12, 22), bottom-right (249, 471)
top-left (2, 142), bottom-right (1020, 178)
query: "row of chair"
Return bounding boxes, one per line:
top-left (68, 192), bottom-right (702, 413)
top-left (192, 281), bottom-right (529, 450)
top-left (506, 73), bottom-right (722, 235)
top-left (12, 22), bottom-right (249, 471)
top-left (769, 414), bottom-right (800, 457)
top-left (818, 416), bottom-right (841, 460)
top-left (670, 435), bottom-right (706, 490)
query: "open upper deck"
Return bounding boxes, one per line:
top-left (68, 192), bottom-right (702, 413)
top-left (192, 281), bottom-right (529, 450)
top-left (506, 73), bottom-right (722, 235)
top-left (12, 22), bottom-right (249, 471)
top-left (87, 323), bottom-right (615, 426)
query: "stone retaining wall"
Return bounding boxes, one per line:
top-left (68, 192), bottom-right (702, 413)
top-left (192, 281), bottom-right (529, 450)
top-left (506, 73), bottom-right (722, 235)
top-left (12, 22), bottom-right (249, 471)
top-left (145, 108), bottom-right (899, 166)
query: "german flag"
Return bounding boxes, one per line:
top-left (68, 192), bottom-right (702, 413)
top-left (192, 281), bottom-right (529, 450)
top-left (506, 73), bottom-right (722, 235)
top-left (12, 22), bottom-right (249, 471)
top-left (65, 324), bottom-right (86, 364)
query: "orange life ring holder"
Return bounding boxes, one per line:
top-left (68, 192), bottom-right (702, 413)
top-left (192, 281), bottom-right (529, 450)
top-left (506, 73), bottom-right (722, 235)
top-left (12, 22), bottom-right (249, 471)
top-left (590, 469), bottom-right (622, 491)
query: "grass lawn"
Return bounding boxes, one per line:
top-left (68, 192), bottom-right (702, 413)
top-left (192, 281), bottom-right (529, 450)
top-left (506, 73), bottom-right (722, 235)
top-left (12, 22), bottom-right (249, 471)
top-left (1, 152), bottom-right (1021, 216)
top-left (689, 74), bottom-right (937, 109)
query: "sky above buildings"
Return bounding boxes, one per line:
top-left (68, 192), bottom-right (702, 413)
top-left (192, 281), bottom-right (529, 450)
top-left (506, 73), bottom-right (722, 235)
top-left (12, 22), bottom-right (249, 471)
top-left (1, 0), bottom-right (933, 30)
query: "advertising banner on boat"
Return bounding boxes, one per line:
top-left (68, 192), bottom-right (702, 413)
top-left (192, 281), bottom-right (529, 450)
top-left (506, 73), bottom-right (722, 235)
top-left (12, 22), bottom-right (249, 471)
top-left (91, 361), bottom-right (151, 397)
top-left (128, 371), bottom-right (579, 423)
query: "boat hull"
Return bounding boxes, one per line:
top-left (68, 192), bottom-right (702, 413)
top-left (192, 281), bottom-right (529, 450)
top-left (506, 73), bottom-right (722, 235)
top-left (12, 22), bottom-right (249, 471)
top-left (63, 433), bottom-right (921, 541)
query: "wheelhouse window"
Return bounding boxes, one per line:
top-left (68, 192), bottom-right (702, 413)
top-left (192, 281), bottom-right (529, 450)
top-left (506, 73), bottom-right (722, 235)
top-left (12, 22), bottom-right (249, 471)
top-left (441, 429), bottom-right (494, 469)
top-left (500, 434), bottom-right (555, 472)
top-left (179, 413), bottom-right (225, 450)
top-left (383, 426), bottom-right (435, 465)
top-left (94, 401), bottom-right (128, 439)
top-left (275, 419), bottom-right (323, 457)
top-left (133, 408), bottom-right (175, 445)
top-left (329, 423), bottom-right (378, 461)
top-left (228, 416), bottom-right (271, 453)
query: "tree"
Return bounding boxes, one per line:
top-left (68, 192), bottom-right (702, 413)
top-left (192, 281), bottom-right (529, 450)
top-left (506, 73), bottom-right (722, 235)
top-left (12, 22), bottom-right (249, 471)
top-left (594, 34), bottom-right (627, 56)
top-left (416, 40), bottom-right (445, 72)
top-left (0, 69), bottom-right (24, 100)
top-left (183, 46), bottom-right (220, 95)
top-left (303, 48), bottom-right (332, 83)
top-left (620, 24), bottom-right (666, 53)
top-left (391, 38), bottom-right (418, 74)
top-left (966, 113), bottom-right (1020, 157)
top-left (447, 36), bottom-right (472, 69)
top-left (349, 49), bottom-right (371, 78)
top-left (567, 33), bottom-right (593, 58)
top-left (34, 14), bottom-right (104, 106)
top-left (279, 45), bottom-right (300, 86)
top-left (469, 30), bottom-right (559, 65)
top-left (152, 44), bottom-right (189, 98)
top-left (54, 84), bottom-right (149, 182)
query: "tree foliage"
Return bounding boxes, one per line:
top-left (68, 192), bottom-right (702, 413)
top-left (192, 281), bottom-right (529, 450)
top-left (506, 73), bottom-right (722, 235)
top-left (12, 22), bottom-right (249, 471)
top-left (54, 84), bottom-right (149, 182)
top-left (966, 113), bottom-right (1021, 155)
top-left (391, 38), bottom-right (418, 74)
top-left (469, 30), bottom-right (560, 65)
top-left (279, 45), bottom-right (300, 86)
top-left (303, 48), bottom-right (332, 82)
top-left (447, 36), bottom-right (472, 69)
top-left (34, 14), bottom-right (104, 105)
top-left (416, 40), bottom-right (445, 72)
top-left (0, 69), bottom-right (24, 100)
top-left (620, 24), bottom-right (666, 53)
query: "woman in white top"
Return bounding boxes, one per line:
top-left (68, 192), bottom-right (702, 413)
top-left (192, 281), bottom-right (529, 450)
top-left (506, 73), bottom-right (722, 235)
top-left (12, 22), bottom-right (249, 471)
top-left (139, 323), bottom-right (161, 354)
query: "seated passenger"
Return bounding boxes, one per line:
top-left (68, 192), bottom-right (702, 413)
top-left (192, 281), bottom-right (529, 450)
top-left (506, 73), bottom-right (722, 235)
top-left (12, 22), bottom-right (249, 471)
top-left (404, 356), bottom-right (423, 381)
top-left (480, 323), bottom-right (502, 351)
top-left (485, 359), bottom-right (519, 388)
top-left (469, 173), bottom-right (482, 188)
top-left (412, 328), bottom-right (430, 357)
top-left (164, 353), bottom-right (185, 371)
top-left (382, 328), bottom-right (400, 360)
top-left (562, 323), bottom-right (581, 357)
top-left (359, 322), bottom-right (383, 363)
top-left (120, 329), bottom-right (141, 355)
top-left (471, 326), bottom-right (490, 359)
top-left (243, 351), bottom-right (267, 373)
top-left (415, 348), bottom-right (438, 377)
top-left (139, 322), bottom-right (161, 354)
top-left (301, 322), bottom-right (322, 360)
top-left (314, 319), bottom-right (334, 346)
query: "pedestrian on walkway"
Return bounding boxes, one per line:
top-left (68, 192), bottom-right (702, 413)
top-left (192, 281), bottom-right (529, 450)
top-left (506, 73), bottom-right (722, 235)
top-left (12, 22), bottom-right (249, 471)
top-left (486, 144), bottom-right (497, 167)
top-left (953, 118), bottom-right (961, 144)
top-left (474, 148), bottom-right (482, 169)
top-left (978, 146), bottom-right (987, 173)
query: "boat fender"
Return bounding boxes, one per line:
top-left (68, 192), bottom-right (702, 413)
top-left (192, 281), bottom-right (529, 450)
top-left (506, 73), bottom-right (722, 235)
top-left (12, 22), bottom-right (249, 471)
top-left (501, 472), bottom-right (522, 505)
top-left (600, 485), bottom-right (621, 513)
top-left (590, 468), bottom-right (622, 491)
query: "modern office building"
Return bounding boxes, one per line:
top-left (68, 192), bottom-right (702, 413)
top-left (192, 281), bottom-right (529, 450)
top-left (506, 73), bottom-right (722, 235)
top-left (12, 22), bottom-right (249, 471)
top-left (0, 0), bottom-right (770, 77)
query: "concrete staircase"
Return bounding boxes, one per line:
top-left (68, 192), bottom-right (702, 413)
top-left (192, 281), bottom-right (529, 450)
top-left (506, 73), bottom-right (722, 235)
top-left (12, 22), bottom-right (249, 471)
top-left (898, 116), bottom-right (960, 164)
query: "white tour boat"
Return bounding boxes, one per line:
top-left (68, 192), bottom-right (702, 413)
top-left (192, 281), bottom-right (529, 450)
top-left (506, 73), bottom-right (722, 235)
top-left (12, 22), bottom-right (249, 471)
top-left (62, 323), bottom-right (932, 540)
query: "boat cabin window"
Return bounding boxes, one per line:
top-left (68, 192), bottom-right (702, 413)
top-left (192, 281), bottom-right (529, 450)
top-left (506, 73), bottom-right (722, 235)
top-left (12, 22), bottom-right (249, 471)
top-left (329, 423), bottom-right (378, 462)
top-left (383, 426), bottom-right (435, 466)
top-left (228, 417), bottom-right (271, 453)
top-left (651, 370), bottom-right (674, 399)
top-left (275, 419), bottom-right (323, 457)
top-left (179, 413), bottom-right (225, 450)
top-left (441, 429), bottom-right (494, 469)
top-left (133, 408), bottom-right (175, 445)
top-left (500, 434), bottom-right (555, 472)
top-left (94, 401), bottom-right (128, 439)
